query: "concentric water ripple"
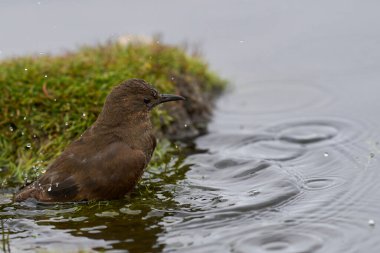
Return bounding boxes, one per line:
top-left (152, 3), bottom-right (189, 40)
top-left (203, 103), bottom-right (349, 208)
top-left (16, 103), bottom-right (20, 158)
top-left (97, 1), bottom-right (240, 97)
top-left (175, 155), bottom-right (301, 215)
top-left (161, 116), bottom-right (379, 252)
top-left (266, 118), bottom-right (368, 147)
top-left (196, 133), bottom-right (305, 161)
top-left (163, 220), bottom-right (343, 253)
top-left (232, 229), bottom-right (323, 253)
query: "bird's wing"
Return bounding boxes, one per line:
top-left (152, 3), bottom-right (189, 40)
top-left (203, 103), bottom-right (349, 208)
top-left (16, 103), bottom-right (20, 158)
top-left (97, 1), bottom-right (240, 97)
top-left (75, 141), bottom-right (148, 200)
top-left (15, 142), bottom-right (147, 202)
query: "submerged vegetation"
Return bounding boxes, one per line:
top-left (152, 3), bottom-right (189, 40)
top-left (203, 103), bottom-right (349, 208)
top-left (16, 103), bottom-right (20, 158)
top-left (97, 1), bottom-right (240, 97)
top-left (0, 39), bottom-right (225, 187)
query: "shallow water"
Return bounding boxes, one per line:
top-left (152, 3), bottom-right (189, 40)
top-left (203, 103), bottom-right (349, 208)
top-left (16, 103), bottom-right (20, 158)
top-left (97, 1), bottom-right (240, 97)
top-left (2, 0), bottom-right (380, 252)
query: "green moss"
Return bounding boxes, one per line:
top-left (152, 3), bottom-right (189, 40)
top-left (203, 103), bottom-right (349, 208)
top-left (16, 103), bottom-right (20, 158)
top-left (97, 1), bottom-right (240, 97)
top-left (0, 41), bottom-right (226, 187)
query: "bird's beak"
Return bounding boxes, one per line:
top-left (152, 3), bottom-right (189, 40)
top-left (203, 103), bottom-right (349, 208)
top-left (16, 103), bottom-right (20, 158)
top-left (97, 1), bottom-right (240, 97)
top-left (158, 94), bottom-right (186, 104)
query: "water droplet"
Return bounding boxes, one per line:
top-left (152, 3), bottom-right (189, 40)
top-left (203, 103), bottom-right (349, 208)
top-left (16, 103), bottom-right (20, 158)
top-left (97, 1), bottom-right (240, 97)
top-left (324, 152), bottom-right (329, 157)
top-left (48, 186), bottom-right (52, 192)
top-left (65, 122), bottom-right (69, 126)
top-left (39, 52), bottom-right (45, 55)
top-left (21, 131), bottom-right (25, 136)
top-left (33, 134), bottom-right (37, 138)
top-left (44, 75), bottom-right (47, 78)
top-left (171, 77), bottom-right (175, 81)
top-left (239, 40), bottom-right (245, 43)
top-left (369, 219), bottom-right (375, 226)
top-left (23, 116), bottom-right (27, 120)
top-left (370, 153), bottom-right (375, 158)
top-left (53, 98), bottom-right (57, 102)
top-left (184, 124), bottom-right (188, 128)
top-left (24, 68), bottom-right (28, 71)
top-left (25, 143), bottom-right (32, 149)
top-left (82, 113), bottom-right (86, 118)
top-left (9, 126), bottom-right (14, 132)
top-left (156, 40), bottom-right (160, 44)
top-left (55, 182), bottom-right (59, 187)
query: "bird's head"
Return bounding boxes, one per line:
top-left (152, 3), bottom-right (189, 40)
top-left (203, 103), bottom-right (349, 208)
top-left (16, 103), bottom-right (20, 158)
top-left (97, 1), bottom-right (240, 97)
top-left (104, 79), bottom-right (185, 115)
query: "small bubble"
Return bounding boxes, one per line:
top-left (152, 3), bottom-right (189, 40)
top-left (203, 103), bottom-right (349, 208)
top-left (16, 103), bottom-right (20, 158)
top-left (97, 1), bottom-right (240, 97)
top-left (239, 40), bottom-right (245, 43)
top-left (48, 186), bottom-right (52, 192)
top-left (53, 98), bottom-right (57, 102)
top-left (39, 52), bottom-right (45, 55)
top-left (184, 124), bottom-right (188, 128)
top-left (324, 152), bottom-right (329, 157)
top-left (33, 134), bottom-right (37, 138)
top-left (369, 219), bottom-right (375, 226)
top-left (65, 122), bottom-right (69, 126)
top-left (82, 113), bottom-right (86, 118)
top-left (44, 75), bottom-right (48, 78)
top-left (9, 126), bottom-right (14, 132)
top-left (370, 153), bottom-right (375, 158)
top-left (171, 77), bottom-right (175, 81)
top-left (24, 68), bottom-right (28, 71)
top-left (21, 131), bottom-right (25, 136)
top-left (23, 116), bottom-right (27, 120)
top-left (25, 143), bottom-right (32, 149)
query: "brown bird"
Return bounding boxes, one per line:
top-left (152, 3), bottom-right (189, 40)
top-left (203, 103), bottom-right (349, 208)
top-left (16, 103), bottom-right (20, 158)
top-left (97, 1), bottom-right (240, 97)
top-left (15, 79), bottom-right (185, 202)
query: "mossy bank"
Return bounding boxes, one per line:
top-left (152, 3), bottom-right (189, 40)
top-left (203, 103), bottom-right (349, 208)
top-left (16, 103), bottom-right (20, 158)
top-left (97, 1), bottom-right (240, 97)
top-left (0, 40), bottom-right (226, 187)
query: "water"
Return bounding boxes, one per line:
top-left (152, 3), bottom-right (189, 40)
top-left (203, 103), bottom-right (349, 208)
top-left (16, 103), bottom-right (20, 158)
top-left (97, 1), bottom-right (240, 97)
top-left (2, 0), bottom-right (380, 252)
top-left (162, 92), bottom-right (379, 253)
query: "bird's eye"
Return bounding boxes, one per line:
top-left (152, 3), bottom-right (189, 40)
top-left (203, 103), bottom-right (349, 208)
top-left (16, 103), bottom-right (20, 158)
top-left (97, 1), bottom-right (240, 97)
top-left (144, 98), bottom-right (151, 104)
